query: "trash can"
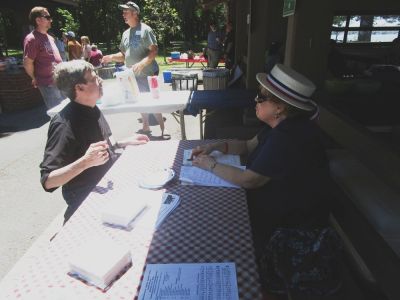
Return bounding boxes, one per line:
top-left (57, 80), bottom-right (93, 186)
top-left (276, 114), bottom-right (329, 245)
top-left (171, 72), bottom-right (198, 91)
top-left (202, 68), bottom-right (230, 90)
top-left (97, 66), bottom-right (115, 80)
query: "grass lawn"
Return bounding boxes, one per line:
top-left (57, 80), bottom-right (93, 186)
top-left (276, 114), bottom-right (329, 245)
top-left (2, 49), bottom-right (207, 72)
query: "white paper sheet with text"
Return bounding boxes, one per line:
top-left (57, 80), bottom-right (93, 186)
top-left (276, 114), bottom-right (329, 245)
top-left (138, 263), bottom-right (239, 300)
top-left (179, 165), bottom-right (244, 188)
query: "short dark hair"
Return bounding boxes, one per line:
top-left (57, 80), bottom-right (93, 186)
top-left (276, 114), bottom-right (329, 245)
top-left (29, 7), bottom-right (48, 28)
top-left (54, 60), bottom-right (94, 100)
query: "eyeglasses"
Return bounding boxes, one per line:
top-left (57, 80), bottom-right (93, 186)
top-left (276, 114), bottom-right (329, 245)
top-left (85, 74), bottom-right (101, 84)
top-left (41, 15), bottom-right (52, 20)
top-left (254, 91), bottom-right (271, 103)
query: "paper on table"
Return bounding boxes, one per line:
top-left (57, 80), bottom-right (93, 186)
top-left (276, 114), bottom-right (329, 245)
top-left (155, 193), bottom-right (180, 229)
top-left (180, 165), bottom-right (244, 188)
top-left (183, 149), bottom-right (241, 167)
top-left (100, 188), bottom-right (163, 229)
top-left (138, 263), bottom-right (239, 300)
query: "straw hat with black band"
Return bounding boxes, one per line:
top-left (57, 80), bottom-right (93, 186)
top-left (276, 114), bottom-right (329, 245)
top-left (256, 64), bottom-right (317, 112)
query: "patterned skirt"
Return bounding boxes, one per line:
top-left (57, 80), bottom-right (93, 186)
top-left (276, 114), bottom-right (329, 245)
top-left (259, 227), bottom-right (343, 296)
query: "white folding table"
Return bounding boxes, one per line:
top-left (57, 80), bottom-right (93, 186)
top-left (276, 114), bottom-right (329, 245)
top-left (47, 90), bottom-right (191, 140)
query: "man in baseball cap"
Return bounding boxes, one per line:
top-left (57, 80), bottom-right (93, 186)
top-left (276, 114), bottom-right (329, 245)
top-left (65, 31), bottom-right (82, 60)
top-left (66, 31), bottom-right (75, 38)
top-left (102, 2), bottom-right (170, 139)
top-left (118, 1), bottom-right (140, 13)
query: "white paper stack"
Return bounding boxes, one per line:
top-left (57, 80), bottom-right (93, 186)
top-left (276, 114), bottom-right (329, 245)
top-left (101, 197), bottom-right (147, 229)
top-left (68, 238), bottom-right (132, 290)
top-left (155, 193), bottom-right (180, 229)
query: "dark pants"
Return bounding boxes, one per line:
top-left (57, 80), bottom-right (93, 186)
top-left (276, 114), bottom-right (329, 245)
top-left (207, 48), bottom-right (222, 68)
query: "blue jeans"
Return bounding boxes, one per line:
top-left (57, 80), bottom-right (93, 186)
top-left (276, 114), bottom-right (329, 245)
top-left (38, 85), bottom-right (65, 109)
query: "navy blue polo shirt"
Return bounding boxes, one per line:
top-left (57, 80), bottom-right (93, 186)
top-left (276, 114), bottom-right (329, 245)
top-left (246, 117), bottom-right (332, 243)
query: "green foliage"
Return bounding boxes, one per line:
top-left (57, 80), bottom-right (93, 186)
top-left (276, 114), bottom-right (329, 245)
top-left (69, 0), bottom-right (227, 53)
top-left (55, 8), bottom-right (79, 34)
top-left (141, 0), bottom-right (181, 46)
top-left (0, 9), bottom-right (14, 50)
top-left (332, 16), bottom-right (346, 27)
top-left (77, 0), bottom-right (124, 52)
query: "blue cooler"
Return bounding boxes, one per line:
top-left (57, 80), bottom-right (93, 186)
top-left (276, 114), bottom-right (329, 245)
top-left (171, 52), bottom-right (180, 59)
top-left (163, 71), bottom-right (172, 83)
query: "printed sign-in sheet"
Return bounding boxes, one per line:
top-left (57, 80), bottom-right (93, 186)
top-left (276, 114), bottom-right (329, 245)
top-left (138, 263), bottom-right (239, 300)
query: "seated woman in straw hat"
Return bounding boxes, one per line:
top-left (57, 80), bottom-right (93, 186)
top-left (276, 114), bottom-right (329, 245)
top-left (191, 64), bottom-right (342, 298)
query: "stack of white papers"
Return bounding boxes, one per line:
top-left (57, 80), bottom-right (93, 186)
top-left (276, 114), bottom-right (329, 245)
top-left (138, 263), bottom-right (239, 300)
top-left (101, 196), bottom-right (147, 229)
top-left (180, 149), bottom-right (243, 188)
top-left (68, 238), bottom-right (132, 290)
top-left (155, 193), bottom-right (180, 229)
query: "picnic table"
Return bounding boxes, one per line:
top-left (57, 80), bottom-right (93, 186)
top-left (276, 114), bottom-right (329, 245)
top-left (0, 140), bottom-right (263, 300)
top-left (167, 57), bottom-right (224, 68)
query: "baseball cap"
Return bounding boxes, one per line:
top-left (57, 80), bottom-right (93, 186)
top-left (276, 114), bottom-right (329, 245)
top-left (66, 31), bottom-right (75, 38)
top-left (118, 1), bottom-right (140, 13)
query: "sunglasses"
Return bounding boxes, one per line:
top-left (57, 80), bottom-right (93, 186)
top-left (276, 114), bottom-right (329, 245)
top-left (254, 91), bottom-right (272, 103)
top-left (41, 15), bottom-right (52, 20)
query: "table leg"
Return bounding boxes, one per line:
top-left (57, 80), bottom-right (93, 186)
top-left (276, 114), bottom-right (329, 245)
top-left (179, 110), bottom-right (187, 140)
top-left (199, 110), bottom-right (204, 140)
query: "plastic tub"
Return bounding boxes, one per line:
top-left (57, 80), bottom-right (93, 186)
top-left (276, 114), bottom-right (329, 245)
top-left (171, 52), bottom-right (180, 59)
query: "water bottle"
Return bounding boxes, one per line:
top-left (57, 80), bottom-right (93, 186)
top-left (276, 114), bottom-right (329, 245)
top-left (148, 76), bottom-right (160, 99)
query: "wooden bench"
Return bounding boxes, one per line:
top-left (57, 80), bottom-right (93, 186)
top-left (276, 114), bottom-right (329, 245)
top-left (327, 149), bottom-right (400, 300)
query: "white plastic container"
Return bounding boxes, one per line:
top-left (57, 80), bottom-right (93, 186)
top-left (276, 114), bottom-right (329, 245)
top-left (115, 69), bottom-right (140, 103)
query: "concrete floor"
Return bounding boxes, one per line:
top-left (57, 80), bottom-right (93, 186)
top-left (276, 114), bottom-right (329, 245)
top-left (0, 79), bottom-right (201, 280)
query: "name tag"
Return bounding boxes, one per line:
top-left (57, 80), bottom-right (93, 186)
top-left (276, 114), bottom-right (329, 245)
top-left (135, 31), bottom-right (141, 35)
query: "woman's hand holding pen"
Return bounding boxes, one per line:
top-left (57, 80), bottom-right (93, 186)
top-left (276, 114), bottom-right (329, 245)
top-left (190, 144), bottom-right (215, 159)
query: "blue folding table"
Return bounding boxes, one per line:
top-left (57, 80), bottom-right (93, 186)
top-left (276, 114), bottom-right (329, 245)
top-left (186, 89), bottom-right (257, 139)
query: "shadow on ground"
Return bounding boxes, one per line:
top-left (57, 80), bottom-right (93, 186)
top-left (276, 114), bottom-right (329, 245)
top-left (0, 105), bottom-right (49, 136)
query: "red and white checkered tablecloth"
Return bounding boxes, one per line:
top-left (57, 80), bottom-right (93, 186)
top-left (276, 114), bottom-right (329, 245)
top-left (0, 140), bottom-right (262, 300)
